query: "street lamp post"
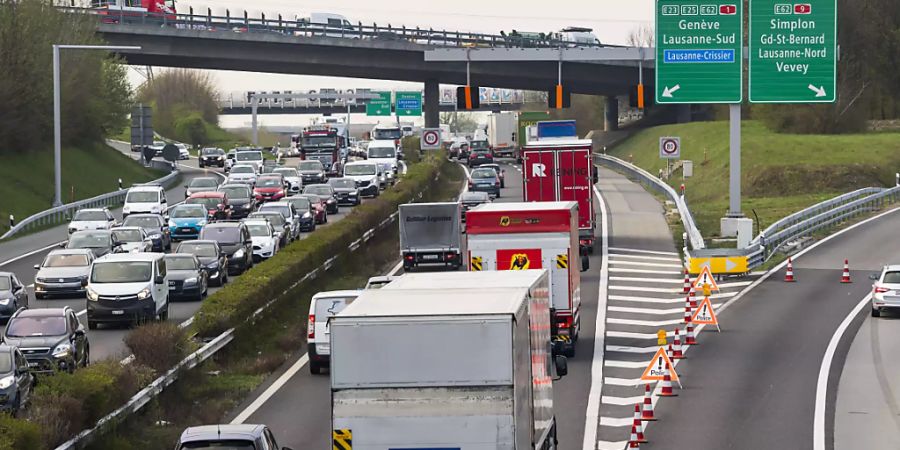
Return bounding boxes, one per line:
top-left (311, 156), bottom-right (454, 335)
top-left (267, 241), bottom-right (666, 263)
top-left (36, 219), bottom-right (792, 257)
top-left (53, 44), bottom-right (141, 207)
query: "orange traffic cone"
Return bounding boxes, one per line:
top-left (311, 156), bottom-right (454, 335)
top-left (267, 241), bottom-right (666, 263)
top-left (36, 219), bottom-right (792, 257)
top-left (841, 259), bottom-right (852, 283)
top-left (683, 304), bottom-right (693, 324)
top-left (682, 269), bottom-right (691, 293)
top-left (784, 258), bottom-right (795, 282)
top-left (688, 290), bottom-right (698, 309)
top-left (667, 343), bottom-right (675, 360)
top-left (641, 384), bottom-right (656, 421)
top-left (632, 405), bottom-right (648, 443)
top-left (685, 321), bottom-right (698, 345)
top-left (660, 371), bottom-right (678, 397)
top-left (672, 328), bottom-right (684, 359)
top-left (628, 425), bottom-right (643, 448)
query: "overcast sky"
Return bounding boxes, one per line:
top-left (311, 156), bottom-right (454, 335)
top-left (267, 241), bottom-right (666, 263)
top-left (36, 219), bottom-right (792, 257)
top-left (132, 0), bottom-right (653, 127)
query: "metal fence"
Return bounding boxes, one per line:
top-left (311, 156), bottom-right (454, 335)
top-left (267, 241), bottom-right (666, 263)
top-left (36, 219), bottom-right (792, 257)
top-left (1, 160), bottom-right (178, 240)
top-left (57, 6), bottom-right (606, 50)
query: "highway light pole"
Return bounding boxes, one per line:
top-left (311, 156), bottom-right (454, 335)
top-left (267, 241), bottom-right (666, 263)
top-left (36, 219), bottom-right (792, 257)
top-left (53, 44), bottom-right (141, 207)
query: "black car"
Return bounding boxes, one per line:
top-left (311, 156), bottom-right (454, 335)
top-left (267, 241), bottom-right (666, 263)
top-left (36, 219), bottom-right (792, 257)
top-left (0, 273), bottom-right (28, 323)
top-left (327, 178), bottom-right (361, 206)
top-left (284, 197), bottom-right (317, 232)
top-left (122, 214), bottom-right (172, 252)
top-left (218, 184), bottom-right (257, 219)
top-left (2, 307), bottom-right (89, 374)
top-left (175, 240), bottom-right (228, 286)
top-left (467, 150), bottom-right (494, 168)
top-left (297, 160), bottom-right (327, 185)
top-left (164, 254), bottom-right (208, 302)
top-left (198, 223), bottom-right (253, 275)
top-left (303, 184), bottom-right (339, 214)
top-left (247, 212), bottom-right (290, 248)
top-left (64, 230), bottom-right (122, 258)
top-left (184, 177), bottom-right (221, 198)
top-left (0, 344), bottom-right (35, 414)
top-left (198, 147), bottom-right (226, 168)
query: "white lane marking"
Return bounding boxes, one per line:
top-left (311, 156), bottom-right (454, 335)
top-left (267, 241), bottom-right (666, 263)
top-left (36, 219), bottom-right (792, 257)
top-left (610, 276), bottom-right (683, 284)
top-left (601, 395), bottom-right (645, 406)
top-left (608, 285), bottom-right (683, 294)
top-left (231, 353), bottom-right (310, 424)
top-left (608, 260), bottom-right (684, 269)
top-left (0, 241), bottom-right (65, 267)
top-left (609, 267), bottom-right (684, 275)
top-left (814, 294), bottom-right (870, 450)
top-left (607, 330), bottom-right (674, 340)
top-left (604, 377), bottom-right (653, 387)
top-left (609, 292), bottom-right (735, 304)
top-left (597, 441), bottom-right (629, 450)
top-left (604, 359), bottom-right (649, 369)
top-left (388, 260), bottom-right (404, 276)
top-left (607, 317), bottom-right (685, 327)
top-left (606, 345), bottom-right (663, 354)
top-left (609, 254), bottom-right (683, 263)
top-left (582, 183), bottom-right (609, 450)
top-left (609, 247), bottom-right (679, 256)
top-left (608, 305), bottom-right (720, 315)
top-left (599, 416), bottom-right (634, 427)
top-left (76, 309), bottom-right (86, 317)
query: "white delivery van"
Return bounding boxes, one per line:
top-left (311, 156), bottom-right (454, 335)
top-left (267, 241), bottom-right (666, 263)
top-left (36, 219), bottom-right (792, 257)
top-left (123, 185), bottom-right (167, 218)
top-left (85, 252), bottom-right (169, 329)
top-left (306, 290), bottom-right (361, 374)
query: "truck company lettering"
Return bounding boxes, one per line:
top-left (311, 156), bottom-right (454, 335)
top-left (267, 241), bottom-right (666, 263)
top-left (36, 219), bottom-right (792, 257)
top-left (405, 215), bottom-right (451, 223)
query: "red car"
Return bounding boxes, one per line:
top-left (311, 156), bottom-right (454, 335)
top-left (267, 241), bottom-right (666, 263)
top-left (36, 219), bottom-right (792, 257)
top-left (253, 175), bottom-right (287, 203)
top-left (296, 194), bottom-right (328, 224)
top-left (185, 192), bottom-right (231, 220)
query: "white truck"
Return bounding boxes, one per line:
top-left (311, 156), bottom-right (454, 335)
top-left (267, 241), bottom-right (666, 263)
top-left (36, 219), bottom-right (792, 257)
top-left (330, 270), bottom-right (567, 450)
top-left (398, 202), bottom-right (462, 271)
top-left (488, 112), bottom-right (518, 157)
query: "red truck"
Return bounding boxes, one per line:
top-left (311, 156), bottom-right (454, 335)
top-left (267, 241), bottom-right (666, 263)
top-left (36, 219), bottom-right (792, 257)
top-left (299, 125), bottom-right (344, 177)
top-left (90, 0), bottom-right (176, 22)
top-left (522, 135), bottom-right (597, 254)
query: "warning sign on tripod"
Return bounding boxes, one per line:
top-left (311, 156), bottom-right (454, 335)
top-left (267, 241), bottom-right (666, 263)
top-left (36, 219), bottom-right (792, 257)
top-left (691, 296), bottom-right (720, 332)
top-left (640, 346), bottom-right (680, 386)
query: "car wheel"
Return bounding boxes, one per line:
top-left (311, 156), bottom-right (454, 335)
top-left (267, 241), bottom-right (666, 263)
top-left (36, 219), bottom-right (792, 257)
top-left (872, 307), bottom-right (881, 317)
top-left (82, 345), bottom-right (90, 367)
top-left (158, 307), bottom-right (168, 321)
top-left (324, 213), bottom-right (328, 224)
top-left (35, 293), bottom-right (45, 300)
top-left (88, 320), bottom-right (98, 330)
top-left (309, 360), bottom-right (322, 375)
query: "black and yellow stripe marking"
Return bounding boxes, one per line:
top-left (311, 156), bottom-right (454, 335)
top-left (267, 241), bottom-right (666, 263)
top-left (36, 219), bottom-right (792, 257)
top-left (556, 254), bottom-right (568, 269)
top-left (333, 429), bottom-right (352, 450)
top-left (471, 256), bottom-right (483, 271)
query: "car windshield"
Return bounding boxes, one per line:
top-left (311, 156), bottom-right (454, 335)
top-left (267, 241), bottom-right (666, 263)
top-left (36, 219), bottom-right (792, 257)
top-left (219, 186), bottom-right (251, 200)
top-left (91, 261), bottom-right (153, 283)
top-left (170, 205), bottom-right (207, 219)
top-left (884, 271), bottom-right (900, 284)
top-left (177, 243), bottom-right (218, 257)
top-left (274, 169), bottom-right (299, 177)
top-left (287, 198), bottom-right (311, 210)
top-left (186, 198), bottom-right (220, 209)
top-left (368, 146), bottom-right (395, 158)
top-left (236, 152), bottom-right (262, 162)
top-left (260, 205), bottom-right (291, 219)
top-left (372, 128), bottom-right (402, 140)
top-left (471, 140), bottom-right (489, 150)
top-left (304, 186), bottom-right (331, 196)
top-left (189, 178), bottom-right (218, 189)
top-left (328, 179), bottom-right (355, 189)
top-left (44, 253), bottom-right (89, 267)
top-left (0, 276), bottom-right (10, 290)
top-left (5, 316), bottom-right (67, 337)
top-left (231, 166), bottom-right (255, 174)
top-left (165, 257), bottom-right (196, 271)
top-left (69, 232), bottom-right (109, 248)
top-left (252, 214), bottom-right (285, 226)
top-left (0, 352), bottom-right (10, 373)
top-left (123, 216), bottom-right (161, 228)
top-left (201, 148), bottom-right (222, 156)
top-left (315, 296), bottom-right (357, 317)
top-left (302, 136), bottom-right (334, 147)
top-left (112, 229), bottom-right (143, 242)
top-left (247, 224), bottom-right (271, 237)
top-left (73, 210), bottom-right (107, 221)
top-left (298, 161), bottom-right (324, 171)
top-left (125, 191), bottom-right (159, 203)
top-left (257, 178), bottom-right (282, 188)
top-left (345, 165), bottom-right (376, 176)
top-left (178, 440), bottom-right (256, 450)
top-left (471, 169), bottom-right (496, 179)
top-left (201, 227), bottom-right (241, 244)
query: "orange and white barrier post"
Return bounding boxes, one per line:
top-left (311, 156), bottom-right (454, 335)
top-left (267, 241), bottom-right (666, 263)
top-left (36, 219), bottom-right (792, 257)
top-left (682, 269), bottom-right (691, 293)
top-left (784, 257), bottom-right (796, 282)
top-left (632, 405), bottom-right (648, 443)
top-left (672, 328), bottom-right (684, 359)
top-left (641, 384), bottom-right (656, 421)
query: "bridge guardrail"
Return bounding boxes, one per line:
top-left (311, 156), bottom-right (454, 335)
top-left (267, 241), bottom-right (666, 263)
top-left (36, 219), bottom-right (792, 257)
top-left (58, 6), bottom-right (609, 50)
top-left (1, 160), bottom-right (178, 240)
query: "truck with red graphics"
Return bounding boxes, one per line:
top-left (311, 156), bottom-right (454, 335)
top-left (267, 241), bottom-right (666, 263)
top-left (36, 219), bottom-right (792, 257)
top-left (465, 201), bottom-right (586, 357)
top-left (521, 120), bottom-right (597, 254)
top-left (90, 0), bottom-right (176, 22)
top-left (299, 125), bottom-right (344, 177)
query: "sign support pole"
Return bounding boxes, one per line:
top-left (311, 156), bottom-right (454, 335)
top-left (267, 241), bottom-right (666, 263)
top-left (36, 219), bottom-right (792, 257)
top-left (727, 104), bottom-right (742, 217)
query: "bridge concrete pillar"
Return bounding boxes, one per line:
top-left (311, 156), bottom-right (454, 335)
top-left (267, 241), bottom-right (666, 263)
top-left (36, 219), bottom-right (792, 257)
top-left (604, 96), bottom-right (619, 132)
top-left (424, 79), bottom-right (440, 129)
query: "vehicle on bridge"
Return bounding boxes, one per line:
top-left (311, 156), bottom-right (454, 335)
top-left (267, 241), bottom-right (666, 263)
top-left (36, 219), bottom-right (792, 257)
top-left (89, 0), bottom-right (176, 23)
top-left (298, 125), bottom-right (345, 177)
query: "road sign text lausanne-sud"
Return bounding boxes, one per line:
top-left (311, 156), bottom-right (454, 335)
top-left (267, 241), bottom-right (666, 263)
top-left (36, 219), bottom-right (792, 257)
top-left (366, 91), bottom-right (392, 116)
top-left (395, 91), bottom-right (423, 116)
top-left (655, 0), bottom-right (743, 104)
top-left (749, 0), bottom-right (837, 103)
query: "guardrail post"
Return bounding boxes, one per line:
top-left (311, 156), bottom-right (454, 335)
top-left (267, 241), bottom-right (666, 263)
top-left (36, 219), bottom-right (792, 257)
top-left (8, 215), bottom-right (13, 229)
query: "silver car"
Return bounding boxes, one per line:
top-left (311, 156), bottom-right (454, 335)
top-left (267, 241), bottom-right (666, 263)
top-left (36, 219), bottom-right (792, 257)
top-left (68, 208), bottom-right (116, 235)
top-left (33, 249), bottom-right (95, 299)
top-left (258, 202), bottom-right (300, 242)
top-left (871, 265), bottom-right (900, 317)
top-left (227, 164), bottom-right (258, 185)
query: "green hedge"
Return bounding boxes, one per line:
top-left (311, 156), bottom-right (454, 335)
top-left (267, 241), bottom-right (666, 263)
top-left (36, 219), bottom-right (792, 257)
top-left (192, 151), bottom-right (447, 336)
top-left (0, 413), bottom-right (41, 450)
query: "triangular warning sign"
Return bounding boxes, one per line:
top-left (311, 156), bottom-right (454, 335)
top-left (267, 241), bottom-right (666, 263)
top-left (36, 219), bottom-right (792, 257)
top-left (691, 296), bottom-right (720, 331)
top-left (692, 265), bottom-right (719, 291)
top-left (640, 346), bottom-right (679, 382)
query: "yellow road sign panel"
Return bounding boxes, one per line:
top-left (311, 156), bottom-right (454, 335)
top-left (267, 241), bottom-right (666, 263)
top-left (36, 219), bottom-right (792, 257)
top-left (688, 255), bottom-right (748, 274)
top-left (470, 256), bottom-right (483, 271)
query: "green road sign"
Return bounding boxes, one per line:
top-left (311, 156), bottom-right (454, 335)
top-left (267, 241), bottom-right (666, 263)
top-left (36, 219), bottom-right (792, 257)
top-left (655, 0), bottom-right (743, 104)
top-left (749, 0), bottom-right (837, 103)
top-left (395, 91), bottom-right (423, 116)
top-left (366, 91), bottom-right (392, 116)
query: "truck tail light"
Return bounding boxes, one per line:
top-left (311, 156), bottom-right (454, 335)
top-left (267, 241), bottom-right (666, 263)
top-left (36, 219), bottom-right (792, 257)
top-left (874, 286), bottom-right (890, 294)
top-left (446, 252), bottom-right (456, 259)
top-left (580, 238), bottom-right (592, 246)
top-left (405, 254), bottom-right (415, 261)
top-left (307, 314), bottom-right (315, 339)
top-left (557, 316), bottom-right (574, 335)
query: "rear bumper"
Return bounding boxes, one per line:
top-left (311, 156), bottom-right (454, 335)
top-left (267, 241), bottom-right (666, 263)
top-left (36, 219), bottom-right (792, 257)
top-left (307, 344), bottom-right (330, 364)
top-left (403, 251), bottom-right (461, 269)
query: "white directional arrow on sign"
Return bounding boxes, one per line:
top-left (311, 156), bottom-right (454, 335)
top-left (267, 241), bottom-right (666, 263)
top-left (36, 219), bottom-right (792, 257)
top-left (662, 85), bottom-right (681, 98)
top-left (726, 259), bottom-right (737, 271)
top-left (808, 84), bottom-right (827, 98)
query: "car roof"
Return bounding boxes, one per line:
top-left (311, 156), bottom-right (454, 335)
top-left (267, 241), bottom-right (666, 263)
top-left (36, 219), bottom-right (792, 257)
top-left (189, 192), bottom-right (225, 198)
top-left (205, 221), bottom-right (243, 228)
top-left (165, 253), bottom-right (199, 260)
top-left (47, 248), bottom-right (94, 256)
top-left (241, 218), bottom-right (270, 225)
top-left (345, 160), bottom-right (377, 166)
top-left (179, 424), bottom-right (266, 442)
top-left (75, 207), bottom-right (108, 213)
top-left (461, 191), bottom-right (490, 200)
top-left (111, 226), bottom-right (145, 232)
top-left (16, 307), bottom-right (69, 318)
top-left (95, 252), bottom-right (164, 263)
top-left (178, 239), bottom-right (219, 247)
top-left (128, 185), bottom-right (164, 192)
top-left (884, 265), bottom-right (900, 272)
top-left (312, 290), bottom-right (362, 300)
top-left (124, 213), bottom-right (164, 219)
top-left (190, 177), bottom-right (219, 182)
top-left (261, 202), bottom-right (291, 207)
top-left (70, 229), bottom-right (112, 236)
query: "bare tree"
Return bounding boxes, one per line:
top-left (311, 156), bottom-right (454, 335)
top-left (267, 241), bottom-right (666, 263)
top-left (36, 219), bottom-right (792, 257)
top-left (627, 24), bottom-right (655, 47)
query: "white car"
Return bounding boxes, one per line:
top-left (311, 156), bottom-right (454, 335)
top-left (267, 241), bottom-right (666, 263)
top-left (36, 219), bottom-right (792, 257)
top-left (367, 141), bottom-right (398, 183)
top-left (68, 208), bottom-right (116, 235)
top-left (123, 185), bottom-right (168, 218)
top-left (175, 143), bottom-right (190, 160)
top-left (365, 275), bottom-right (394, 289)
top-left (242, 219), bottom-right (279, 262)
top-left (110, 226), bottom-right (153, 253)
top-left (227, 164), bottom-right (258, 185)
top-left (273, 167), bottom-right (303, 194)
top-left (307, 290), bottom-right (361, 374)
top-left (234, 150), bottom-right (264, 173)
top-left (871, 265), bottom-right (900, 317)
top-left (342, 161), bottom-right (381, 198)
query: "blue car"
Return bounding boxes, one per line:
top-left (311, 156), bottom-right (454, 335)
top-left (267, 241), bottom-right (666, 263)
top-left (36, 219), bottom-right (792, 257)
top-left (168, 204), bottom-right (209, 241)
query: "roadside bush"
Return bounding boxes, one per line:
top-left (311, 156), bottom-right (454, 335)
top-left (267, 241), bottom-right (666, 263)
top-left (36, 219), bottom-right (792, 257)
top-left (0, 413), bottom-right (41, 450)
top-left (173, 111), bottom-right (210, 147)
top-left (124, 322), bottom-right (192, 374)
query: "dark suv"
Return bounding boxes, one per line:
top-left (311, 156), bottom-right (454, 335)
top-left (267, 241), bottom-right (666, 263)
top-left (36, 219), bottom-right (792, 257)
top-left (218, 184), bottom-right (257, 219)
top-left (0, 344), bottom-right (34, 414)
top-left (175, 240), bottom-right (228, 287)
top-left (2, 307), bottom-right (89, 374)
top-left (199, 222), bottom-right (253, 275)
top-left (198, 147), bottom-right (226, 168)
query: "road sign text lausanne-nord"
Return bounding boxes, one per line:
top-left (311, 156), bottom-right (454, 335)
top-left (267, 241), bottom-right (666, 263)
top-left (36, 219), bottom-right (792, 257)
top-left (656, 0), bottom-right (743, 104)
top-left (749, 0), bottom-right (837, 103)
top-left (395, 91), bottom-right (423, 116)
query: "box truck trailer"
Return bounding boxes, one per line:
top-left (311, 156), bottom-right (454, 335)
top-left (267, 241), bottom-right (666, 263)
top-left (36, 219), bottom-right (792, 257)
top-left (398, 202), bottom-right (462, 271)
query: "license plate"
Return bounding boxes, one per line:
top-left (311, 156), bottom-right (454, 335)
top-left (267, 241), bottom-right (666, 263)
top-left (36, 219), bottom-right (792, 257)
top-left (27, 362), bottom-right (38, 368)
top-left (168, 281), bottom-right (176, 286)
top-left (422, 255), bottom-right (439, 260)
top-left (112, 310), bottom-right (125, 315)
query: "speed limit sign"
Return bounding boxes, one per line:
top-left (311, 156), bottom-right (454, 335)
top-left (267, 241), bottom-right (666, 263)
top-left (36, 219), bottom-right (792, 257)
top-left (659, 137), bottom-right (681, 159)
top-left (421, 128), bottom-right (442, 150)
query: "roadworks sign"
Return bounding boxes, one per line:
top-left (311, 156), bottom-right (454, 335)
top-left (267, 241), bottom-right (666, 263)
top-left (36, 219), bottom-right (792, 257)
top-left (692, 266), bottom-right (719, 291)
top-left (640, 346), bottom-right (679, 382)
top-left (691, 296), bottom-right (720, 331)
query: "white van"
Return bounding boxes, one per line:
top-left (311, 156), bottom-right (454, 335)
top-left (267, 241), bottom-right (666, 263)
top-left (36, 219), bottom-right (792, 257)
top-left (558, 26), bottom-right (601, 47)
top-left (307, 290), bottom-right (360, 374)
top-left (85, 253), bottom-right (170, 329)
top-left (342, 161), bottom-right (381, 196)
top-left (123, 185), bottom-right (168, 218)
top-left (297, 12), bottom-right (355, 37)
top-left (234, 150), bottom-right (264, 173)
top-left (366, 141), bottom-right (398, 183)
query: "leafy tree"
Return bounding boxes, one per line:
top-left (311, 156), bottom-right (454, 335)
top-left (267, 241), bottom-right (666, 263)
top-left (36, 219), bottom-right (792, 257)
top-left (138, 69), bottom-right (220, 143)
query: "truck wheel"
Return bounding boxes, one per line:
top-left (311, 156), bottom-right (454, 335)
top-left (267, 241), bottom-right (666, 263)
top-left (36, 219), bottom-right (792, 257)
top-left (565, 345), bottom-right (576, 358)
top-left (158, 307), bottom-right (169, 321)
top-left (88, 320), bottom-right (98, 330)
top-left (872, 307), bottom-right (881, 317)
top-left (309, 361), bottom-right (322, 375)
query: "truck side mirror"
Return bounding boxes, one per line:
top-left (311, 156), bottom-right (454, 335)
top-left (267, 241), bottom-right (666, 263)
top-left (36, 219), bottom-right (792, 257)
top-left (554, 355), bottom-right (568, 378)
top-left (581, 255), bottom-right (590, 272)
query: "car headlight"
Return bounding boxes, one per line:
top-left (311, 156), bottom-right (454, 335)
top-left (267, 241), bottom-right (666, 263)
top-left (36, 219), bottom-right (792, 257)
top-left (86, 287), bottom-right (99, 301)
top-left (168, 220), bottom-right (176, 227)
top-left (233, 248), bottom-right (245, 259)
top-left (0, 298), bottom-right (10, 306)
top-left (52, 343), bottom-right (72, 358)
top-left (350, 190), bottom-right (359, 196)
top-left (137, 288), bottom-right (151, 300)
top-left (198, 220), bottom-right (207, 226)
top-left (218, 156), bottom-right (224, 160)
top-left (123, 206), bottom-right (131, 213)
top-left (302, 212), bottom-right (312, 219)
top-left (184, 277), bottom-right (198, 285)
top-left (0, 375), bottom-right (14, 390)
